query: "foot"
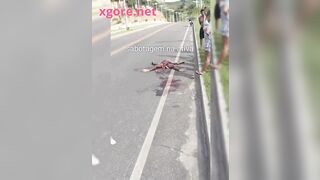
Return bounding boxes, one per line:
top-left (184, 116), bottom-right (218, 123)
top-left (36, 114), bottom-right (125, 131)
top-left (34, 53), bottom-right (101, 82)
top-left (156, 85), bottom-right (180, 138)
top-left (151, 62), bottom-right (157, 65)
top-left (142, 69), bottom-right (150, 72)
top-left (195, 70), bottom-right (204, 75)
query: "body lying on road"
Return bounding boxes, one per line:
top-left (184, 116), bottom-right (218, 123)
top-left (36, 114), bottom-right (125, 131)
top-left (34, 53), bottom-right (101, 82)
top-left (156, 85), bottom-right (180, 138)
top-left (142, 60), bottom-right (185, 72)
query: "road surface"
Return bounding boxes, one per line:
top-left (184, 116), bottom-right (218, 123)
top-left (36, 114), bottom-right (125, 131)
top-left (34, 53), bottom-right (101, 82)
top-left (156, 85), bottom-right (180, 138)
top-left (92, 20), bottom-right (209, 180)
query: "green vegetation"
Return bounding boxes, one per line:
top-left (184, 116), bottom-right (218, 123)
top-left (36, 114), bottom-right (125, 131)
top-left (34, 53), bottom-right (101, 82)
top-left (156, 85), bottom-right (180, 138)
top-left (193, 2), bottom-right (229, 106)
top-left (194, 21), bottom-right (212, 97)
top-left (214, 32), bottom-right (229, 104)
top-left (157, 0), bottom-right (229, 105)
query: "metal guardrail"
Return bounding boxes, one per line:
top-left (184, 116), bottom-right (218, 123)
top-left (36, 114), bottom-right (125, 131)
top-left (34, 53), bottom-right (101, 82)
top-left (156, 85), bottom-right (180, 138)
top-left (191, 21), bottom-right (229, 180)
top-left (209, 33), bottom-right (229, 180)
top-left (192, 21), bottom-right (212, 179)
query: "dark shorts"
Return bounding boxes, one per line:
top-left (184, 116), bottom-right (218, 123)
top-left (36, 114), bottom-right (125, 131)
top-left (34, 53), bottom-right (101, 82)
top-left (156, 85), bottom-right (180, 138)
top-left (199, 27), bottom-right (204, 39)
top-left (214, 3), bottom-right (221, 20)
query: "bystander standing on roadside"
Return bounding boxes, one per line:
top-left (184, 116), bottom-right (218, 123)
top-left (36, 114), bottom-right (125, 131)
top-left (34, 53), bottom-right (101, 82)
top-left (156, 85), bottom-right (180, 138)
top-left (198, 9), bottom-right (205, 48)
top-left (214, 0), bottom-right (221, 30)
top-left (212, 0), bottom-right (229, 69)
top-left (196, 10), bottom-right (213, 75)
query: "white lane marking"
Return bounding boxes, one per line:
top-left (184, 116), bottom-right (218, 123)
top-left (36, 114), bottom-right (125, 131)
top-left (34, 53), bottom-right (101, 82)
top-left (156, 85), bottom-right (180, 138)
top-left (111, 23), bottom-right (170, 40)
top-left (92, 29), bottom-right (111, 44)
top-left (92, 23), bottom-right (170, 44)
top-left (111, 23), bottom-right (174, 56)
top-left (110, 136), bottom-right (117, 145)
top-left (92, 154), bottom-right (100, 166)
top-left (129, 25), bottom-right (190, 180)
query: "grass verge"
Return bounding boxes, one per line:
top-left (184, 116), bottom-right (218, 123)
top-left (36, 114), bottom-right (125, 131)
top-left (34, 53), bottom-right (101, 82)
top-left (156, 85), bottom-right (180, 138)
top-left (194, 20), bottom-right (229, 106)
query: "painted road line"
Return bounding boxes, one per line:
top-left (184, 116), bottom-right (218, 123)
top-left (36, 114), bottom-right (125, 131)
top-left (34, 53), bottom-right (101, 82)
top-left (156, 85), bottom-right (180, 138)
top-left (111, 22), bottom-right (169, 40)
top-left (92, 29), bottom-right (111, 44)
top-left (92, 22), bottom-right (170, 45)
top-left (129, 25), bottom-right (190, 180)
top-left (111, 23), bottom-right (174, 56)
top-left (92, 154), bottom-right (100, 166)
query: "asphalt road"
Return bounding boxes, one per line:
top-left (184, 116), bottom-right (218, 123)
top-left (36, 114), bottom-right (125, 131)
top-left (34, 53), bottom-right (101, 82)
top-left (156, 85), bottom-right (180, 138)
top-left (92, 21), bottom-right (209, 180)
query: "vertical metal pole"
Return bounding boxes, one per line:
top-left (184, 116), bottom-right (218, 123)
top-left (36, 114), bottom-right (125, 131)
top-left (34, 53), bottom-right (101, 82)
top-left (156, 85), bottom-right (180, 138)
top-left (209, 1), bottom-right (229, 179)
top-left (210, 49), bottom-right (229, 180)
top-left (274, 1), bottom-right (310, 180)
top-left (123, 0), bottom-right (128, 30)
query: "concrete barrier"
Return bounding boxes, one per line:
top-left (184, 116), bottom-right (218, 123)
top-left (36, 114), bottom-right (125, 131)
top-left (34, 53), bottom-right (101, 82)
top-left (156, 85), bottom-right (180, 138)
top-left (191, 22), bottom-right (229, 180)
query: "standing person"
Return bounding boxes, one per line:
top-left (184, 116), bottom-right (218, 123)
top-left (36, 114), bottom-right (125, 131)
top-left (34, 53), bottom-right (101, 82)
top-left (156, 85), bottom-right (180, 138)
top-left (198, 9), bottom-right (205, 48)
top-left (212, 0), bottom-right (229, 69)
top-left (214, 0), bottom-right (221, 30)
top-left (203, 6), bottom-right (209, 15)
top-left (196, 10), bottom-right (213, 75)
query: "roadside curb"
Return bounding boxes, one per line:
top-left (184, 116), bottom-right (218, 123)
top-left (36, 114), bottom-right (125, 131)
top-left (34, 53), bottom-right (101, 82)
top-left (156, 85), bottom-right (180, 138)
top-left (209, 30), bottom-right (229, 180)
top-left (192, 24), bottom-right (212, 143)
top-left (191, 23), bottom-right (212, 179)
top-left (192, 22), bottom-right (229, 180)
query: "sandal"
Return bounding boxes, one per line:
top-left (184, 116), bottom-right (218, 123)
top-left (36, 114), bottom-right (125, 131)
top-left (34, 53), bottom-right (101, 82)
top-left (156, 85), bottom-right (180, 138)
top-left (195, 71), bottom-right (204, 75)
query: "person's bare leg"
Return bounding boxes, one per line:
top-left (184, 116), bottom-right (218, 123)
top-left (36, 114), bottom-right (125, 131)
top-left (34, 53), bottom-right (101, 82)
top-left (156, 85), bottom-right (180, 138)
top-left (142, 64), bottom-right (162, 72)
top-left (203, 51), bottom-right (212, 72)
top-left (172, 66), bottom-right (180, 71)
top-left (173, 61), bottom-right (185, 65)
top-left (164, 61), bottom-right (182, 66)
top-left (142, 67), bottom-right (156, 72)
top-left (196, 50), bottom-right (212, 75)
top-left (212, 35), bottom-right (229, 69)
top-left (215, 19), bottom-right (220, 30)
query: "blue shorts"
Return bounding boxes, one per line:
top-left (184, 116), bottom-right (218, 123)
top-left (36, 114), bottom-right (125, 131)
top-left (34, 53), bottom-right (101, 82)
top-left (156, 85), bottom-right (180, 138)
top-left (221, 21), bottom-right (229, 37)
top-left (204, 38), bottom-right (212, 52)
